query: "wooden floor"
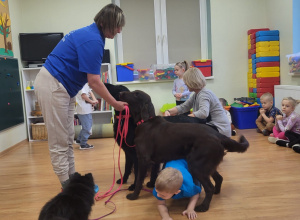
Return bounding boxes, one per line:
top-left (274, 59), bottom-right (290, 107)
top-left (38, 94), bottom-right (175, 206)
top-left (1, 129), bottom-right (300, 220)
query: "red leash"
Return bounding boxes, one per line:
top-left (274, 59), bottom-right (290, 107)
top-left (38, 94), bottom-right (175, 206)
top-left (95, 106), bottom-right (131, 201)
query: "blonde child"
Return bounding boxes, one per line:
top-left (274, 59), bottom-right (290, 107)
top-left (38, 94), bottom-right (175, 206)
top-left (165, 67), bottom-right (231, 137)
top-left (153, 159), bottom-right (201, 220)
top-left (256, 92), bottom-right (282, 136)
top-left (268, 97), bottom-right (300, 147)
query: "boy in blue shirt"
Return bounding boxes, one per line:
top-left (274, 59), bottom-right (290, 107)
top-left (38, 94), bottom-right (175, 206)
top-left (153, 159), bottom-right (202, 220)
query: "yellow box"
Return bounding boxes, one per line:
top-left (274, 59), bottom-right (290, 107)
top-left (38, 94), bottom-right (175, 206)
top-left (256, 67), bottom-right (280, 72)
top-left (256, 72), bottom-right (280, 77)
top-left (256, 51), bottom-right (280, 57)
top-left (256, 41), bottom-right (280, 47)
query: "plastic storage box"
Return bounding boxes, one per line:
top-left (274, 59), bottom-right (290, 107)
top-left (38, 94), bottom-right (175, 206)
top-left (152, 64), bottom-right (176, 80)
top-left (116, 63), bottom-right (134, 82)
top-left (286, 53), bottom-right (300, 74)
top-left (230, 106), bottom-right (259, 129)
top-left (192, 60), bottom-right (212, 77)
top-left (137, 69), bottom-right (154, 81)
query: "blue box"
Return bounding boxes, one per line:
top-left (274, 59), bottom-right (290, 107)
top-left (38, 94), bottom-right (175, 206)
top-left (230, 106), bottom-right (260, 129)
top-left (116, 63), bottom-right (134, 82)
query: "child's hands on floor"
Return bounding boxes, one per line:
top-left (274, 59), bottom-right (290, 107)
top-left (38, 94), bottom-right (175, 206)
top-left (182, 209), bottom-right (197, 219)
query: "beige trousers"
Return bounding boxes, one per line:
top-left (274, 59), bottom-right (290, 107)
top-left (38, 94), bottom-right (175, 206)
top-left (255, 118), bottom-right (274, 132)
top-left (34, 67), bottom-right (76, 183)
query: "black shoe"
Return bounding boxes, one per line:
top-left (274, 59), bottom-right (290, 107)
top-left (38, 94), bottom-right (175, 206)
top-left (74, 140), bottom-right (80, 145)
top-left (256, 128), bottom-right (262, 133)
top-left (262, 129), bottom-right (270, 136)
top-left (292, 144), bottom-right (300, 153)
top-left (232, 130), bottom-right (236, 136)
top-left (275, 140), bottom-right (290, 147)
top-left (79, 144), bottom-right (94, 150)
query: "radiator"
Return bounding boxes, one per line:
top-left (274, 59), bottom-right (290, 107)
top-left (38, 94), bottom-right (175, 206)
top-left (274, 85), bottom-right (300, 114)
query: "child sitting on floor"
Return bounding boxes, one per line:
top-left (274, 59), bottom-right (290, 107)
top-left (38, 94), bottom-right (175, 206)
top-left (269, 97), bottom-right (300, 151)
top-left (153, 159), bottom-right (201, 220)
top-left (256, 92), bottom-right (282, 136)
top-left (268, 97), bottom-right (300, 144)
top-left (219, 98), bottom-right (236, 136)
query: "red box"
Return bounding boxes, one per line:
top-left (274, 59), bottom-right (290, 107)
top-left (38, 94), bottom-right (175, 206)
top-left (249, 88), bottom-right (253, 92)
top-left (257, 82), bottom-right (280, 88)
top-left (256, 62), bottom-right (280, 68)
top-left (192, 60), bottom-right (212, 77)
top-left (257, 87), bottom-right (274, 93)
top-left (256, 77), bottom-right (280, 83)
top-left (247, 28), bottom-right (270, 35)
top-left (257, 91), bottom-right (274, 98)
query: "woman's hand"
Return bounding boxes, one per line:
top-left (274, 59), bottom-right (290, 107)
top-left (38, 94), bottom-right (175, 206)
top-left (113, 101), bottom-right (128, 111)
top-left (164, 110), bottom-right (171, 116)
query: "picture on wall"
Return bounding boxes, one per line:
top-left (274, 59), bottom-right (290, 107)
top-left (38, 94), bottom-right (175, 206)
top-left (0, 0), bottom-right (13, 57)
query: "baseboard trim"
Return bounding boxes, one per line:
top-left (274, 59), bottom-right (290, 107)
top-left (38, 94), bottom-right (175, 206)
top-left (0, 139), bottom-right (28, 158)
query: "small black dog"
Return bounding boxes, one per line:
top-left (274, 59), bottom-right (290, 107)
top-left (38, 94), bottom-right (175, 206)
top-left (38, 172), bottom-right (95, 220)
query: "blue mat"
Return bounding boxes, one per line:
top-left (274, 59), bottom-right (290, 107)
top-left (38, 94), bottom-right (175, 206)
top-left (256, 30), bottom-right (279, 37)
top-left (256, 56), bottom-right (280, 62)
top-left (256, 36), bottom-right (279, 42)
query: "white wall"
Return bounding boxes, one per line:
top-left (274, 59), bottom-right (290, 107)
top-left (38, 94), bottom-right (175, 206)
top-left (1, 0), bottom-right (296, 151)
top-left (265, 0), bottom-right (300, 85)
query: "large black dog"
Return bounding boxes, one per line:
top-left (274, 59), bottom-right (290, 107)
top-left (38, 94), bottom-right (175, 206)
top-left (38, 172), bottom-right (95, 220)
top-left (119, 90), bottom-right (249, 212)
top-left (104, 83), bottom-right (210, 191)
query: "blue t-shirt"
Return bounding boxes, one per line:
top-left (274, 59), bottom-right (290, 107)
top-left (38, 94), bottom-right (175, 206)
top-left (265, 106), bottom-right (282, 120)
top-left (153, 159), bottom-right (202, 200)
top-left (44, 23), bottom-right (105, 97)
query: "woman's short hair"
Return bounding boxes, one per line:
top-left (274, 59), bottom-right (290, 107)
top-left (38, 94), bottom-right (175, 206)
top-left (183, 67), bottom-right (206, 90)
top-left (155, 168), bottom-right (183, 193)
top-left (94, 4), bottom-right (125, 35)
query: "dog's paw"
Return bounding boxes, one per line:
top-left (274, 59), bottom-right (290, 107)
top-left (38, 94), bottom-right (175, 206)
top-left (128, 184), bottom-right (135, 191)
top-left (195, 204), bottom-right (209, 212)
top-left (116, 179), bottom-right (127, 184)
top-left (126, 193), bottom-right (139, 200)
top-left (146, 181), bottom-right (155, 188)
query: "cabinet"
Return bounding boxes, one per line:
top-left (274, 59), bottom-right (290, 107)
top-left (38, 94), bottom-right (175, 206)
top-left (22, 63), bottom-right (113, 141)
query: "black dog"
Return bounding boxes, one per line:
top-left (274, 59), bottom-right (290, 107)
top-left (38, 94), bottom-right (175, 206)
top-left (104, 83), bottom-right (139, 191)
top-left (119, 90), bottom-right (249, 212)
top-left (38, 172), bottom-right (95, 220)
top-left (104, 83), bottom-right (211, 191)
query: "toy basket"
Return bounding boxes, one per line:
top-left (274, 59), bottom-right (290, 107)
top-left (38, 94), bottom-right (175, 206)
top-left (31, 123), bottom-right (48, 140)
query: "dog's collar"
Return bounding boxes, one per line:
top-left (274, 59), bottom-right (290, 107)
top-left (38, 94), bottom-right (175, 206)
top-left (137, 117), bottom-right (153, 125)
top-left (137, 120), bottom-right (144, 125)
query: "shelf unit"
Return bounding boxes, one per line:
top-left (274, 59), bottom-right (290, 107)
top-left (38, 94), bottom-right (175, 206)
top-left (22, 63), bottom-right (113, 141)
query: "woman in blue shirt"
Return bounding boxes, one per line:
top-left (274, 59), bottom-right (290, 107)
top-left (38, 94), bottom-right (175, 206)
top-left (34, 4), bottom-right (127, 189)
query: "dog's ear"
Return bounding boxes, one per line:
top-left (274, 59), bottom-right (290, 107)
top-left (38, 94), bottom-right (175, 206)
top-left (141, 103), bottom-right (150, 121)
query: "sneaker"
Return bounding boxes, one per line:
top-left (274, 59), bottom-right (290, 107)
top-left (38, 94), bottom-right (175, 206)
top-left (74, 140), bottom-right (80, 145)
top-left (275, 139), bottom-right (290, 147)
top-left (232, 130), bottom-right (237, 136)
top-left (262, 129), bottom-right (271, 136)
top-left (79, 144), bottom-right (94, 150)
top-left (268, 136), bottom-right (278, 144)
top-left (256, 128), bottom-right (262, 133)
top-left (292, 144), bottom-right (300, 153)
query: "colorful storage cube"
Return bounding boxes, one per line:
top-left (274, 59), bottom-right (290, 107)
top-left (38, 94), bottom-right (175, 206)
top-left (192, 59), bottom-right (212, 77)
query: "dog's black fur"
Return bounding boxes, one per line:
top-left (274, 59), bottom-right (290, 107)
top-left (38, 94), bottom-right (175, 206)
top-left (119, 90), bottom-right (249, 212)
top-left (38, 172), bottom-right (95, 220)
top-left (104, 83), bottom-right (212, 191)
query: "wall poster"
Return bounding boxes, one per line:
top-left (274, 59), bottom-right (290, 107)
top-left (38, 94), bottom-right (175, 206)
top-left (0, 0), bottom-right (13, 57)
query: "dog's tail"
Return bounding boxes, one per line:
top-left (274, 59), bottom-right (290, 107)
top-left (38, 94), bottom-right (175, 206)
top-left (221, 135), bottom-right (249, 153)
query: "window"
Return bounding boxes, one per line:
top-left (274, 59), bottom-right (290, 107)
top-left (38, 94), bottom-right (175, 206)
top-left (114, 0), bottom-right (210, 69)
